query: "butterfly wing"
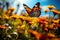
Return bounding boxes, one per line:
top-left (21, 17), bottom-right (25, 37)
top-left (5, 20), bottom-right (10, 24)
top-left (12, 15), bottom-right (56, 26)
top-left (32, 2), bottom-right (40, 9)
top-left (29, 2), bottom-right (41, 17)
top-left (23, 4), bottom-right (31, 14)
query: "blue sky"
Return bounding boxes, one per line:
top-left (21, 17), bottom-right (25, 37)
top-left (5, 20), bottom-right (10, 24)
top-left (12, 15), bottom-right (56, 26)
top-left (0, 0), bottom-right (60, 17)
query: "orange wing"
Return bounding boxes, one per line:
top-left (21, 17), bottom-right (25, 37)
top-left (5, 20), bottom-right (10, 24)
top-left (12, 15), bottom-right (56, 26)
top-left (23, 4), bottom-right (31, 14)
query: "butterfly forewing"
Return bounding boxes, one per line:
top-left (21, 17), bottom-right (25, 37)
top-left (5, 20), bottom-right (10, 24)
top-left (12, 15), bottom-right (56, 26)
top-left (23, 4), bottom-right (32, 14)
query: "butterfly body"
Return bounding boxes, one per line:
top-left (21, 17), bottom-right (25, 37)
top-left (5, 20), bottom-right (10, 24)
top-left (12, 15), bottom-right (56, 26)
top-left (23, 2), bottom-right (41, 17)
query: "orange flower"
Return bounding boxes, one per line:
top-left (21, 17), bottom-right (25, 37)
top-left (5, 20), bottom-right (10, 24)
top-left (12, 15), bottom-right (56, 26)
top-left (19, 16), bottom-right (32, 22)
top-left (37, 17), bottom-right (48, 25)
top-left (37, 18), bottom-right (41, 23)
top-left (52, 19), bottom-right (59, 24)
top-left (51, 10), bottom-right (60, 16)
top-left (51, 38), bottom-right (60, 40)
top-left (10, 14), bottom-right (20, 19)
top-left (8, 7), bottom-right (15, 11)
top-left (19, 16), bottom-right (25, 20)
top-left (37, 17), bottom-right (45, 22)
top-left (47, 33), bottom-right (56, 37)
top-left (44, 21), bottom-right (48, 25)
top-left (26, 17), bottom-right (32, 21)
top-left (48, 25), bottom-right (54, 30)
top-left (44, 9), bottom-right (48, 13)
top-left (47, 5), bottom-right (55, 10)
top-left (0, 16), bottom-right (1, 18)
top-left (28, 29), bottom-right (41, 40)
top-left (44, 27), bottom-right (48, 32)
top-left (3, 10), bottom-right (7, 13)
top-left (28, 29), bottom-right (51, 40)
top-left (0, 25), bottom-right (6, 29)
top-left (55, 24), bottom-right (60, 28)
top-left (28, 22), bottom-right (33, 24)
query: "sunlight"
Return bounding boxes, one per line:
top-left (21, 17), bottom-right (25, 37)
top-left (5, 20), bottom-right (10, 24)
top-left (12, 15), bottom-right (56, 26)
top-left (16, 0), bottom-right (25, 14)
top-left (42, 6), bottom-right (49, 11)
top-left (17, 0), bottom-right (25, 3)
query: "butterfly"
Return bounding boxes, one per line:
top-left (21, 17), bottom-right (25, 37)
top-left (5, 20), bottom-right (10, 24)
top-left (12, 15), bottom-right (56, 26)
top-left (23, 2), bottom-right (41, 17)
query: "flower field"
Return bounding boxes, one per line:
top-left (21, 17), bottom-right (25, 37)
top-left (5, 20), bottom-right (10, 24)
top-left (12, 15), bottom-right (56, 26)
top-left (0, 1), bottom-right (60, 40)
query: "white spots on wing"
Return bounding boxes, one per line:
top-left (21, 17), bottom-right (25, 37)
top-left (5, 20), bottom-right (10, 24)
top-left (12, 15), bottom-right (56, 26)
top-left (35, 5), bottom-right (37, 7)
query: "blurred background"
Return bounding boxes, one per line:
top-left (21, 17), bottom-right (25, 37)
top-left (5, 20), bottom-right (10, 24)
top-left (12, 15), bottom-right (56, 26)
top-left (0, 0), bottom-right (60, 17)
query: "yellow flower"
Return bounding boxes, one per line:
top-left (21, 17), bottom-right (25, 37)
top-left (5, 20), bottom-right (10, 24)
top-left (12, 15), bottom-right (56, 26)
top-left (20, 25), bottom-right (26, 30)
top-left (47, 33), bottom-right (55, 37)
top-left (47, 5), bottom-right (55, 10)
top-left (3, 15), bottom-right (9, 19)
top-left (26, 17), bottom-right (32, 21)
top-left (52, 19), bottom-right (59, 24)
top-left (10, 14), bottom-right (20, 19)
top-left (51, 10), bottom-right (60, 14)
top-left (8, 7), bottom-right (15, 11)
top-left (44, 9), bottom-right (48, 13)
top-left (16, 26), bottom-right (20, 29)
